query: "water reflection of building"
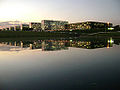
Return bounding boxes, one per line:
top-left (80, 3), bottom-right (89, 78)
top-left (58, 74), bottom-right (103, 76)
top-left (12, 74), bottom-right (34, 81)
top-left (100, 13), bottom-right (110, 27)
top-left (107, 38), bottom-right (114, 48)
top-left (0, 38), bottom-right (118, 51)
top-left (42, 40), bottom-right (68, 51)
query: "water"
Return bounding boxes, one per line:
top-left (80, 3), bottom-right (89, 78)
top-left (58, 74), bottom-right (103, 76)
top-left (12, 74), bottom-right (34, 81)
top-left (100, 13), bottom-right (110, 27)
top-left (0, 37), bottom-right (120, 90)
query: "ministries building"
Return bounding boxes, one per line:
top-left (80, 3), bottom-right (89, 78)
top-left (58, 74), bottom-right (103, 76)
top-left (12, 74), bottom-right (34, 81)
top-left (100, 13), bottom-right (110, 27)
top-left (41, 20), bottom-right (68, 31)
top-left (29, 22), bottom-right (42, 32)
top-left (65, 21), bottom-right (113, 30)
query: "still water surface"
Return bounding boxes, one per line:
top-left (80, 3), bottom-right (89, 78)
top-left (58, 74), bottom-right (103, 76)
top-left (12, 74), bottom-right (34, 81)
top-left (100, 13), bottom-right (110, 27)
top-left (0, 37), bottom-right (120, 90)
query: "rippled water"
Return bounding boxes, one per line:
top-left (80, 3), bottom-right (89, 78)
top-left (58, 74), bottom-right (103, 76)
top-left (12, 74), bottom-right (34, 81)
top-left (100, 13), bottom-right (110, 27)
top-left (0, 37), bottom-right (120, 90)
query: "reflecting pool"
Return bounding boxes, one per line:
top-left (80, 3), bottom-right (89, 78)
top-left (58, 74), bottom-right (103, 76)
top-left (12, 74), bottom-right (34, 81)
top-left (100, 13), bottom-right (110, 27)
top-left (0, 37), bottom-right (120, 90)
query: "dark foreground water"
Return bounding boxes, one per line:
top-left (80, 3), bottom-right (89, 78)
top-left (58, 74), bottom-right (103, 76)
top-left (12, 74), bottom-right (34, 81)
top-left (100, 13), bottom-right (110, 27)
top-left (0, 37), bottom-right (120, 90)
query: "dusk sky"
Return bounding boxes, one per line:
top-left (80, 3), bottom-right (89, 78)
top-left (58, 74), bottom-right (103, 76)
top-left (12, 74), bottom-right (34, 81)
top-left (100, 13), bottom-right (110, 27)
top-left (0, 0), bottom-right (120, 25)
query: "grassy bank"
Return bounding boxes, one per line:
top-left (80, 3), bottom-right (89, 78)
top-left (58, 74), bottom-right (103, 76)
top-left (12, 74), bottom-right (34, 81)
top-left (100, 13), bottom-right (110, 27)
top-left (0, 31), bottom-right (120, 38)
top-left (0, 31), bottom-right (67, 38)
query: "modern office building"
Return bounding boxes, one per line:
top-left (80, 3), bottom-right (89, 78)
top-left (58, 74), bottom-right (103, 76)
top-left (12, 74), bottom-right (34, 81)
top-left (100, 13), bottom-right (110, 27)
top-left (9, 27), bottom-right (15, 31)
top-left (2, 27), bottom-right (9, 31)
top-left (14, 25), bottom-right (21, 31)
top-left (29, 22), bottom-right (42, 31)
top-left (41, 20), bottom-right (68, 31)
top-left (6, 28), bottom-right (10, 31)
top-left (0, 21), bottom-right (21, 30)
top-left (20, 24), bottom-right (29, 31)
top-left (114, 25), bottom-right (120, 29)
top-left (65, 21), bottom-right (113, 30)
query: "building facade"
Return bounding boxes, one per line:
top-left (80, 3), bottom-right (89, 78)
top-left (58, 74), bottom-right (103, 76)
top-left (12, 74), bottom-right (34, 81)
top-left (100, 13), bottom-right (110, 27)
top-left (29, 22), bottom-right (42, 31)
top-left (65, 21), bottom-right (113, 30)
top-left (41, 20), bottom-right (68, 31)
top-left (14, 25), bottom-right (21, 31)
top-left (20, 24), bottom-right (29, 31)
top-left (9, 27), bottom-right (15, 31)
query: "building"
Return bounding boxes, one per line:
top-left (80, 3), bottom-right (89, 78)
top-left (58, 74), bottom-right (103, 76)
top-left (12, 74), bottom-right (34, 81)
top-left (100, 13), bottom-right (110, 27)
top-left (9, 27), bottom-right (15, 31)
top-left (9, 25), bottom-right (21, 31)
top-left (12, 25), bottom-right (21, 31)
top-left (65, 21), bottom-right (113, 30)
top-left (6, 28), bottom-right (10, 31)
top-left (114, 25), bottom-right (120, 29)
top-left (20, 24), bottom-right (29, 31)
top-left (41, 20), bottom-right (68, 31)
top-left (0, 21), bottom-right (21, 30)
top-left (29, 22), bottom-right (42, 32)
top-left (1, 27), bottom-right (9, 31)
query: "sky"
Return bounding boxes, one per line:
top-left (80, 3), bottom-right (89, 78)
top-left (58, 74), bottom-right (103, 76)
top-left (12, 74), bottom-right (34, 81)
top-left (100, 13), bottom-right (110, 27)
top-left (0, 0), bottom-right (120, 25)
